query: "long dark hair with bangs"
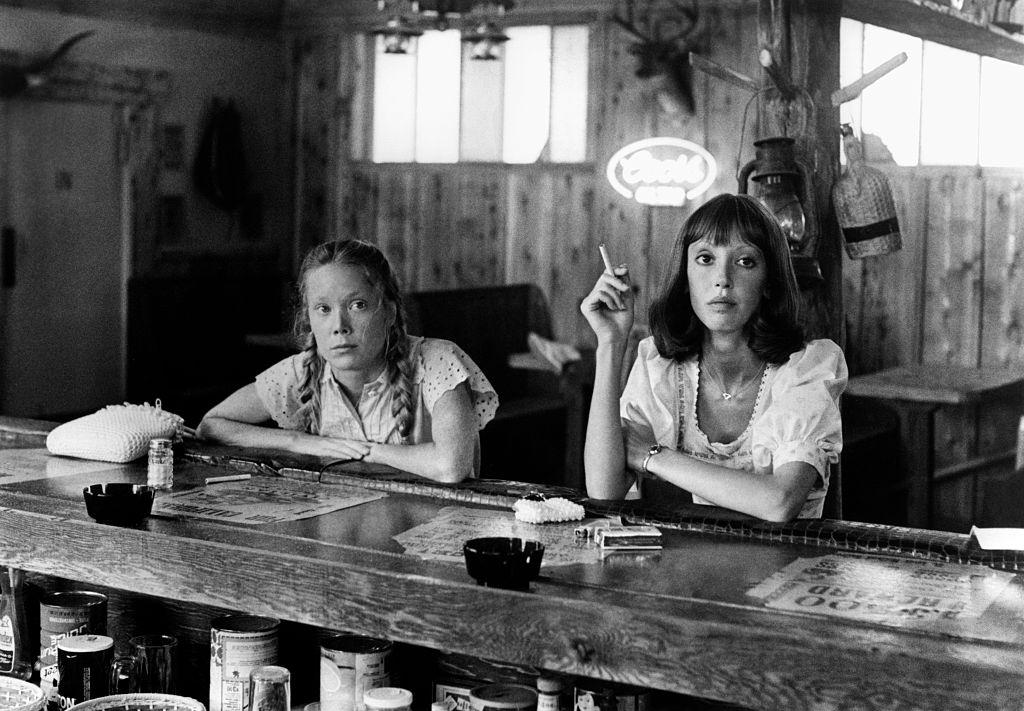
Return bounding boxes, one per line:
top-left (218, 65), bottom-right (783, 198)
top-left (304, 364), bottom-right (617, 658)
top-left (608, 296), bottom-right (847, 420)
top-left (648, 193), bottom-right (804, 364)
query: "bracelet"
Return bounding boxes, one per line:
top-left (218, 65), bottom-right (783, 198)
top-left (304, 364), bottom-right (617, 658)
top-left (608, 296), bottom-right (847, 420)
top-left (642, 444), bottom-right (666, 476)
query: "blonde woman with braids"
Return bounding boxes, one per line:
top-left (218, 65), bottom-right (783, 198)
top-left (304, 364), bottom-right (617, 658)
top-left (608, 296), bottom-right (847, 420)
top-left (198, 240), bottom-right (498, 483)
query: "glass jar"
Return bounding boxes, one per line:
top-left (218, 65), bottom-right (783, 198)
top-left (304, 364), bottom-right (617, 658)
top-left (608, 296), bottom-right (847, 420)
top-left (249, 665), bottom-right (291, 711)
top-left (147, 438), bottom-right (174, 490)
top-left (363, 687), bottom-right (412, 711)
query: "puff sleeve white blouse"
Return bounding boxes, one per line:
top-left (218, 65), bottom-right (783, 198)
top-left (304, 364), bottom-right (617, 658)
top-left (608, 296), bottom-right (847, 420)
top-left (254, 336), bottom-right (498, 445)
top-left (620, 337), bottom-right (848, 518)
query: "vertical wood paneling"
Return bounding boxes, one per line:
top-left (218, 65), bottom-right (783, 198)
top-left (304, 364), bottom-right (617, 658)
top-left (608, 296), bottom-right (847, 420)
top-left (294, 34), bottom-right (340, 251)
top-left (505, 171), bottom-right (556, 297)
top-left (978, 178), bottom-right (1024, 455)
top-left (925, 174), bottom-right (985, 469)
top-left (549, 170), bottom-right (598, 347)
top-left (922, 174), bottom-right (985, 366)
top-left (374, 169), bottom-right (417, 289)
top-left (846, 173), bottom-right (929, 374)
top-left (982, 179), bottom-right (1024, 368)
top-left (454, 169), bottom-right (505, 287)
top-left (346, 167), bottom-right (380, 245)
top-left (415, 170), bottom-right (457, 290)
top-left (704, 3), bottom-right (757, 199)
top-left (335, 32), bottom-right (372, 252)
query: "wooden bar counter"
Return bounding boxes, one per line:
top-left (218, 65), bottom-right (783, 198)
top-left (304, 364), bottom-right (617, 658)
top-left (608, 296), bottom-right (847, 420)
top-left (2, 417), bottom-right (1024, 711)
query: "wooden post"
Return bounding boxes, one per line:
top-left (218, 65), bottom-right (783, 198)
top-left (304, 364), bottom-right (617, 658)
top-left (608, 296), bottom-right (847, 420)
top-left (756, 0), bottom-right (844, 343)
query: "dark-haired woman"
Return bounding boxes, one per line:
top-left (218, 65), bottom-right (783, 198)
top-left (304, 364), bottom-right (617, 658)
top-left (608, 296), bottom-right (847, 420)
top-left (581, 194), bottom-right (847, 521)
top-left (197, 240), bottom-right (497, 483)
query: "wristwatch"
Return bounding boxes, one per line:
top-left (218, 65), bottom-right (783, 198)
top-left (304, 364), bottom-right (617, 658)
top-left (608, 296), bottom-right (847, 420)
top-left (642, 444), bottom-right (666, 476)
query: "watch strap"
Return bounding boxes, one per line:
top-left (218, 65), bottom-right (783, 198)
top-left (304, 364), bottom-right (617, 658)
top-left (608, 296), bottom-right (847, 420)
top-left (642, 444), bottom-right (665, 475)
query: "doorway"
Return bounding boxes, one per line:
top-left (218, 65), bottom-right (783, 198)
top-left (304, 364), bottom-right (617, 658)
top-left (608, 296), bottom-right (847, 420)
top-left (1, 100), bottom-right (124, 419)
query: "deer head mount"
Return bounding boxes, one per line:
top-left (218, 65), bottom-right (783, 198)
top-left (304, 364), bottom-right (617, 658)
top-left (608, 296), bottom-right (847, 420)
top-left (0, 31), bottom-right (95, 99)
top-left (612, 0), bottom-right (705, 114)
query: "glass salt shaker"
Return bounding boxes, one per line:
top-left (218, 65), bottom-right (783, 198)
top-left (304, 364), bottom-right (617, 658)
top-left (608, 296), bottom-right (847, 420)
top-left (147, 438), bottom-right (174, 490)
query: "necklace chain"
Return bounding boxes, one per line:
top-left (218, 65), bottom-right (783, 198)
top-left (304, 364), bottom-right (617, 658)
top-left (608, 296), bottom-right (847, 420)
top-left (702, 357), bottom-right (766, 401)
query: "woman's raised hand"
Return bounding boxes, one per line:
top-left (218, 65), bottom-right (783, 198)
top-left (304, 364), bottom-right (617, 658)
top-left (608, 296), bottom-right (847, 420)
top-left (580, 265), bottom-right (634, 345)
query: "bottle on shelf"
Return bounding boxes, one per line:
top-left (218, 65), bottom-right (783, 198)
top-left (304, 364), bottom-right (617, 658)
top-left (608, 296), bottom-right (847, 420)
top-left (0, 567), bottom-right (34, 679)
top-left (536, 675), bottom-right (567, 711)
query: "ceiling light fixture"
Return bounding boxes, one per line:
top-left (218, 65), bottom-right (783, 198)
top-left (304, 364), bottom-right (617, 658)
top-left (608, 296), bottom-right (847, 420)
top-left (373, 0), bottom-right (515, 58)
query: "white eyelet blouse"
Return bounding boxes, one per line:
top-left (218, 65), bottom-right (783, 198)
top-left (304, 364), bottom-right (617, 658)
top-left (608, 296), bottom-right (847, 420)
top-left (620, 337), bottom-right (848, 519)
top-left (255, 336), bottom-right (499, 445)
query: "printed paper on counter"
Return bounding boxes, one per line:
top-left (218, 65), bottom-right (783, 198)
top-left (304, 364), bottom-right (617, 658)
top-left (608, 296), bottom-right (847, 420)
top-left (152, 476), bottom-right (386, 524)
top-left (747, 552), bottom-right (1014, 629)
top-left (394, 505), bottom-right (603, 567)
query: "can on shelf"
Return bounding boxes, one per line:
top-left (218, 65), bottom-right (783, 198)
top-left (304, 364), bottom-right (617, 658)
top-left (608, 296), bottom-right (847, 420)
top-left (320, 634), bottom-right (392, 711)
top-left (209, 615), bottom-right (280, 711)
top-left (468, 684), bottom-right (537, 711)
top-left (55, 634), bottom-right (114, 711)
top-left (39, 591), bottom-right (108, 705)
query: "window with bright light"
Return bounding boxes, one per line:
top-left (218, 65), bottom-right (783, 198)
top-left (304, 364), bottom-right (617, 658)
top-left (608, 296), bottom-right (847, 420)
top-left (370, 24), bottom-right (589, 164)
top-left (840, 18), bottom-right (1024, 168)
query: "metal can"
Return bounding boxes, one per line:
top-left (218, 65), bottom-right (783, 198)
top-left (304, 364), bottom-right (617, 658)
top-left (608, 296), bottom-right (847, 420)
top-left (468, 684), bottom-right (537, 711)
top-left (55, 634), bottom-right (114, 711)
top-left (210, 615), bottom-right (280, 711)
top-left (320, 634), bottom-right (392, 711)
top-left (40, 591), bottom-right (108, 704)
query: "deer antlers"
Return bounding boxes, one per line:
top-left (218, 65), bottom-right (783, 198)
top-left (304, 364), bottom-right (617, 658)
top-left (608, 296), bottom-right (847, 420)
top-left (611, 0), bottom-right (705, 114)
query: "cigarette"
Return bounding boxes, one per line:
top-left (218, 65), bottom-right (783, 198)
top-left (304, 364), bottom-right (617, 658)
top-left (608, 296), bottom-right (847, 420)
top-left (204, 474), bottom-right (251, 485)
top-left (598, 243), bottom-right (614, 274)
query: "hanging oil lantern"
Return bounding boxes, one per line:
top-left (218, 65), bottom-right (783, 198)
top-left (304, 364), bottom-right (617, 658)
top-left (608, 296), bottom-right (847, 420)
top-left (738, 136), bottom-right (822, 285)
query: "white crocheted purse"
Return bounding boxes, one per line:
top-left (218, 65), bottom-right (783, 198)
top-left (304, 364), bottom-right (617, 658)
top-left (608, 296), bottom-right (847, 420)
top-left (46, 400), bottom-right (185, 463)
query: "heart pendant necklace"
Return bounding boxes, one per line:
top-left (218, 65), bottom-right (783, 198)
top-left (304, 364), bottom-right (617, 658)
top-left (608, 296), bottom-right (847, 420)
top-left (702, 358), bottom-right (766, 402)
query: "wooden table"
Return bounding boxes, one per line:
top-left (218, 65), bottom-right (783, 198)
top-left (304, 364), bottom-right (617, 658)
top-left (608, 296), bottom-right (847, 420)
top-left (846, 363), bottom-right (1024, 528)
top-left (4, 417), bottom-right (1024, 710)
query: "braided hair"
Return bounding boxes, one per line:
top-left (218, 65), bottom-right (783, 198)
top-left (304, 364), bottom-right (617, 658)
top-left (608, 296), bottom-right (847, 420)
top-left (292, 240), bottom-right (415, 440)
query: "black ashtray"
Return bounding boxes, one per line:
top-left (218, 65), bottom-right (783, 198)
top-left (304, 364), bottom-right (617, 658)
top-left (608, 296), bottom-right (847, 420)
top-left (83, 483), bottom-right (155, 524)
top-left (463, 537), bottom-right (545, 591)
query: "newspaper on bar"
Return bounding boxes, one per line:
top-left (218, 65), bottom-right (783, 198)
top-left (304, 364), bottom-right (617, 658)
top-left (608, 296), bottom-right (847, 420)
top-left (747, 552), bottom-right (1015, 630)
top-left (151, 476), bottom-right (386, 524)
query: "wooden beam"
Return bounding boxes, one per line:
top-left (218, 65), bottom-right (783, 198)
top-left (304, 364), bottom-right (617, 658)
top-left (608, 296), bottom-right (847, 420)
top-left (0, 0), bottom-right (282, 37)
top-left (845, 0), bottom-right (1024, 66)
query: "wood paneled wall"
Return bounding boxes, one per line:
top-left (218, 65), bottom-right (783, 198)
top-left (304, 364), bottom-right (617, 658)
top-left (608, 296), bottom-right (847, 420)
top-left (289, 3), bottom-right (782, 350)
top-left (844, 167), bottom-right (1024, 529)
